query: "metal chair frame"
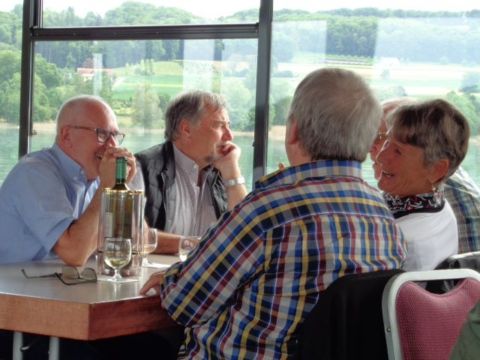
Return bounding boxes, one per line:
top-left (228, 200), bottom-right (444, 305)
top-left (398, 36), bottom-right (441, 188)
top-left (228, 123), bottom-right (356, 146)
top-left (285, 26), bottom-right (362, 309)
top-left (381, 268), bottom-right (480, 360)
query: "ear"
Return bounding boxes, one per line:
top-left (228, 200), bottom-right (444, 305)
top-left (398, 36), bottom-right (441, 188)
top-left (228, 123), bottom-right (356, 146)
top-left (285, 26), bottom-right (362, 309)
top-left (428, 158), bottom-right (450, 185)
top-left (178, 119), bottom-right (192, 139)
top-left (285, 119), bottom-right (300, 146)
top-left (57, 125), bottom-right (71, 148)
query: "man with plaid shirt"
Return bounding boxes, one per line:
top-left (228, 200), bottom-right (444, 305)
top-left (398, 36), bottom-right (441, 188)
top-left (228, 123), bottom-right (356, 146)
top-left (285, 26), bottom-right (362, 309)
top-left (142, 68), bottom-right (406, 359)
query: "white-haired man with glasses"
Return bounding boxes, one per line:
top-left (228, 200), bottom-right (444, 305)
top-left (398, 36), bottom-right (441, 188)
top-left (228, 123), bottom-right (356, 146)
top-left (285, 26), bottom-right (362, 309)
top-left (0, 94), bottom-right (136, 265)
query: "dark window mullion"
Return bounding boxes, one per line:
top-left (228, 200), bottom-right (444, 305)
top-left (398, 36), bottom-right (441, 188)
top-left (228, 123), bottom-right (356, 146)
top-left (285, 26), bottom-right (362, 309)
top-left (19, 0), bottom-right (38, 157)
top-left (32, 23), bottom-right (259, 41)
top-left (252, 0), bottom-right (273, 182)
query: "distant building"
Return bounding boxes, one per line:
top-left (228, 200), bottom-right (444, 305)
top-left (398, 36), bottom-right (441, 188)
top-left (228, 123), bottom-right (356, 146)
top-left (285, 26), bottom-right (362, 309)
top-left (76, 67), bottom-right (114, 81)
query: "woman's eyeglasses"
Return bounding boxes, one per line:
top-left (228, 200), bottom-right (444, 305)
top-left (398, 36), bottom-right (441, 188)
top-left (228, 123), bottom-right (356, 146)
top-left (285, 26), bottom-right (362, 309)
top-left (374, 131), bottom-right (388, 143)
top-left (21, 266), bottom-right (97, 285)
top-left (68, 125), bottom-right (125, 145)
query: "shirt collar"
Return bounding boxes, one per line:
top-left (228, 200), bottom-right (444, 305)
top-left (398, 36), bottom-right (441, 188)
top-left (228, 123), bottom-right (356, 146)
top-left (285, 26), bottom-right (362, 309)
top-left (50, 144), bottom-right (91, 184)
top-left (173, 144), bottom-right (200, 179)
top-left (255, 159), bottom-right (363, 190)
top-left (383, 191), bottom-right (445, 219)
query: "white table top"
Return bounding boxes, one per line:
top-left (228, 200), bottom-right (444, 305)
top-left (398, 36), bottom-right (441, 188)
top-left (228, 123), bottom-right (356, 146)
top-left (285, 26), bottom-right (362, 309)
top-left (0, 254), bottom-right (180, 340)
top-left (0, 255), bottom-right (177, 301)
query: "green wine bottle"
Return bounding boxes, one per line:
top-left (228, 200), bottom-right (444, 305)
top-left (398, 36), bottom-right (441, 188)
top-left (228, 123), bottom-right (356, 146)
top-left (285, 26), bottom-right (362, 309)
top-left (109, 157), bottom-right (132, 238)
top-left (112, 157), bottom-right (129, 191)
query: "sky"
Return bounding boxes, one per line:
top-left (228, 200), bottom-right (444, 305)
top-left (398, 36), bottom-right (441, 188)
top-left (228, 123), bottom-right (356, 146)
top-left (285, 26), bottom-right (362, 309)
top-left (1, 0), bottom-right (478, 18)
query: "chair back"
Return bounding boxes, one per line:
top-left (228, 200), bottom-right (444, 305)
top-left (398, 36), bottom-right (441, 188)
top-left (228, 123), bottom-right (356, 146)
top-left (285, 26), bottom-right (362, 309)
top-left (428, 251), bottom-right (480, 293)
top-left (382, 269), bottom-right (480, 360)
top-left (437, 251), bottom-right (480, 271)
top-left (296, 269), bottom-right (403, 360)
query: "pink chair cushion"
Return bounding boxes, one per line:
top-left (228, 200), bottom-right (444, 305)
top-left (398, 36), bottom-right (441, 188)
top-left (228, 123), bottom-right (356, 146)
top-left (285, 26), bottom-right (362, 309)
top-left (396, 278), bottom-right (480, 360)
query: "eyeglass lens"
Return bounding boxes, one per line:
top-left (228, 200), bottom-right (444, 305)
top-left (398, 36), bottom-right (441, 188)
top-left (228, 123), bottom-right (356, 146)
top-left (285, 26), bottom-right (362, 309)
top-left (21, 268), bottom-right (56, 279)
top-left (96, 128), bottom-right (125, 144)
top-left (61, 266), bottom-right (97, 280)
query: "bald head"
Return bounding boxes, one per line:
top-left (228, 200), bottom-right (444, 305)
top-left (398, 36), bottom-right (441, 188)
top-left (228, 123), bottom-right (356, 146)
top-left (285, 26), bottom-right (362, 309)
top-left (54, 95), bottom-right (120, 180)
top-left (55, 95), bottom-right (116, 142)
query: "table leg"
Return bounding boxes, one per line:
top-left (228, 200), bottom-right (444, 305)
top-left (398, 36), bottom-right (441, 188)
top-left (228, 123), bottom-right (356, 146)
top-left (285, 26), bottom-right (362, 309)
top-left (12, 331), bottom-right (23, 360)
top-left (48, 336), bottom-right (60, 360)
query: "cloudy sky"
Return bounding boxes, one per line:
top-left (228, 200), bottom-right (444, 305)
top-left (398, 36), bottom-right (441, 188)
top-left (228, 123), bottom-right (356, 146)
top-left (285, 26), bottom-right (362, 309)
top-left (1, 0), bottom-right (478, 18)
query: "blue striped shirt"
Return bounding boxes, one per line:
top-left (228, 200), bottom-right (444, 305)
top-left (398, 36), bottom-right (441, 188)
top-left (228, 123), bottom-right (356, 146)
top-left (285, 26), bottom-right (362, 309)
top-left (160, 160), bottom-right (406, 359)
top-left (0, 144), bottom-right (98, 263)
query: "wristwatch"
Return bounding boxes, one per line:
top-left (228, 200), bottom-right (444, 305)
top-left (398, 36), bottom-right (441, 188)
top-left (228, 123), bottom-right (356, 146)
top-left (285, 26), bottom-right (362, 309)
top-left (224, 176), bottom-right (246, 188)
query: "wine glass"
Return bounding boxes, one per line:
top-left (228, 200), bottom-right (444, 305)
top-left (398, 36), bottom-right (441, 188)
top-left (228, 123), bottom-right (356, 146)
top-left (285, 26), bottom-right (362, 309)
top-left (178, 236), bottom-right (201, 262)
top-left (103, 237), bottom-right (132, 281)
top-left (141, 227), bottom-right (158, 267)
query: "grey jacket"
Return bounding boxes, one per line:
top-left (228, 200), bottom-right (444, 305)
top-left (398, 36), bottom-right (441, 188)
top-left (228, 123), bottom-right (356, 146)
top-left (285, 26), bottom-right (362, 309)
top-left (135, 141), bottom-right (228, 230)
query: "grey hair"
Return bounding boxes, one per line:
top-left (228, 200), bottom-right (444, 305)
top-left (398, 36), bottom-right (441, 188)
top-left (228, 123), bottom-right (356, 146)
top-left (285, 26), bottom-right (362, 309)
top-left (287, 68), bottom-right (382, 161)
top-left (164, 90), bottom-right (227, 141)
top-left (55, 95), bottom-right (113, 135)
top-left (391, 99), bottom-right (470, 177)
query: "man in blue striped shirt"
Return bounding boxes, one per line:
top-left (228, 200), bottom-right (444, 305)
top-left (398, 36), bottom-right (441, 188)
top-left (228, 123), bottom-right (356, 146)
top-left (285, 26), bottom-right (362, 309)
top-left (142, 68), bottom-right (406, 359)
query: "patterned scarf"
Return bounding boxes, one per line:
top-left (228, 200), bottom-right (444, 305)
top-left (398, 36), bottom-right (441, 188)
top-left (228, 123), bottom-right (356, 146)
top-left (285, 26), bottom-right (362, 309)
top-left (383, 191), bottom-right (445, 219)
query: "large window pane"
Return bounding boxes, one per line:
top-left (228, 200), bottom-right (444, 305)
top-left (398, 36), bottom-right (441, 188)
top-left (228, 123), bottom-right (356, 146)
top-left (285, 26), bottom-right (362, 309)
top-left (0, 0), bottom-right (22, 183)
top-left (42, 0), bottom-right (260, 26)
top-left (268, 2), bottom-right (480, 186)
top-left (30, 38), bottom-right (257, 188)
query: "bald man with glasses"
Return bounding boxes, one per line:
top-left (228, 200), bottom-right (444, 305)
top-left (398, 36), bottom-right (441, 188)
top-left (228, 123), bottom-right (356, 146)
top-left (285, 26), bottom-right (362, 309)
top-left (0, 95), bottom-right (136, 265)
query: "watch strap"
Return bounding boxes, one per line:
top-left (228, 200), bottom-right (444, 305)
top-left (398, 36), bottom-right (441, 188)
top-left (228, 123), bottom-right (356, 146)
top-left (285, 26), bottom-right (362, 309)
top-left (224, 176), bottom-right (246, 188)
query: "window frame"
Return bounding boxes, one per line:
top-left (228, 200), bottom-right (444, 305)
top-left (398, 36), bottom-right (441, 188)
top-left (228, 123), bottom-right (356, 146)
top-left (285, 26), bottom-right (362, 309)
top-left (19, 0), bottom-right (273, 182)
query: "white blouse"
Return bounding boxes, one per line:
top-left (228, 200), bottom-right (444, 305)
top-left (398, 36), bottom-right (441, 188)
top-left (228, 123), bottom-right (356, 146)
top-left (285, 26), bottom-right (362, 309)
top-left (397, 200), bottom-right (458, 271)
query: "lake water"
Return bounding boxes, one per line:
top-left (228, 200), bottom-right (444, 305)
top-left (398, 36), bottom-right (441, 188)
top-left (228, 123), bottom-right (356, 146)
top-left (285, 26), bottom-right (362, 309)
top-left (1, 127), bottom-right (479, 190)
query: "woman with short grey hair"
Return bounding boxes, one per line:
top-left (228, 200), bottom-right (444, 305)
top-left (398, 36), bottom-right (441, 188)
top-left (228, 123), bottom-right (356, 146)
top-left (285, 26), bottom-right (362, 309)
top-left (377, 99), bottom-right (470, 270)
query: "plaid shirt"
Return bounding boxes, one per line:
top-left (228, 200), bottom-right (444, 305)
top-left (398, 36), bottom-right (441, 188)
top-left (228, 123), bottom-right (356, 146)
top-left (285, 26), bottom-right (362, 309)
top-left (444, 167), bottom-right (480, 253)
top-left (160, 160), bottom-right (406, 359)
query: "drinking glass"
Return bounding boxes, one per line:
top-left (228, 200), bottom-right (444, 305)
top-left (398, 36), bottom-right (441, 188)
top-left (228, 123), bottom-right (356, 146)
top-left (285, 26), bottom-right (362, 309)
top-left (141, 228), bottom-right (159, 267)
top-left (178, 236), bottom-right (201, 261)
top-left (103, 237), bottom-right (132, 281)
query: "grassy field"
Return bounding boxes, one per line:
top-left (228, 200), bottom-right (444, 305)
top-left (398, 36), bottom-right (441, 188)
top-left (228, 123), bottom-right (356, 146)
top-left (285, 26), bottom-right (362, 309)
top-left (109, 58), bottom-right (480, 108)
top-left (112, 74), bottom-right (184, 100)
top-left (111, 60), bottom-right (227, 100)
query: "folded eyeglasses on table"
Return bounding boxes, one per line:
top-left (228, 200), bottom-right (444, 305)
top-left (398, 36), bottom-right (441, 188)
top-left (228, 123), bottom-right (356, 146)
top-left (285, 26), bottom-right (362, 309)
top-left (21, 266), bottom-right (97, 285)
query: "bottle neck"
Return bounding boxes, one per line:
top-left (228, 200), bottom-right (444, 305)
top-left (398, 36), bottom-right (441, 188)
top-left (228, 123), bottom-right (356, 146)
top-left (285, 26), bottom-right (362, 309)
top-left (113, 157), bottom-right (128, 190)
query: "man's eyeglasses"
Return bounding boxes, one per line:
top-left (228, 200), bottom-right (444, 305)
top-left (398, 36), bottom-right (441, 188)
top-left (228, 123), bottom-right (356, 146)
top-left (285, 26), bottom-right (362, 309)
top-left (21, 266), bottom-right (97, 285)
top-left (69, 125), bottom-right (125, 145)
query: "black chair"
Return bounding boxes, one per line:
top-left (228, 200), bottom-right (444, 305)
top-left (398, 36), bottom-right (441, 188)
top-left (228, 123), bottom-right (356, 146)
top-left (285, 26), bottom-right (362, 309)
top-left (296, 269), bottom-right (404, 360)
top-left (427, 251), bottom-right (480, 293)
top-left (436, 251), bottom-right (480, 271)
